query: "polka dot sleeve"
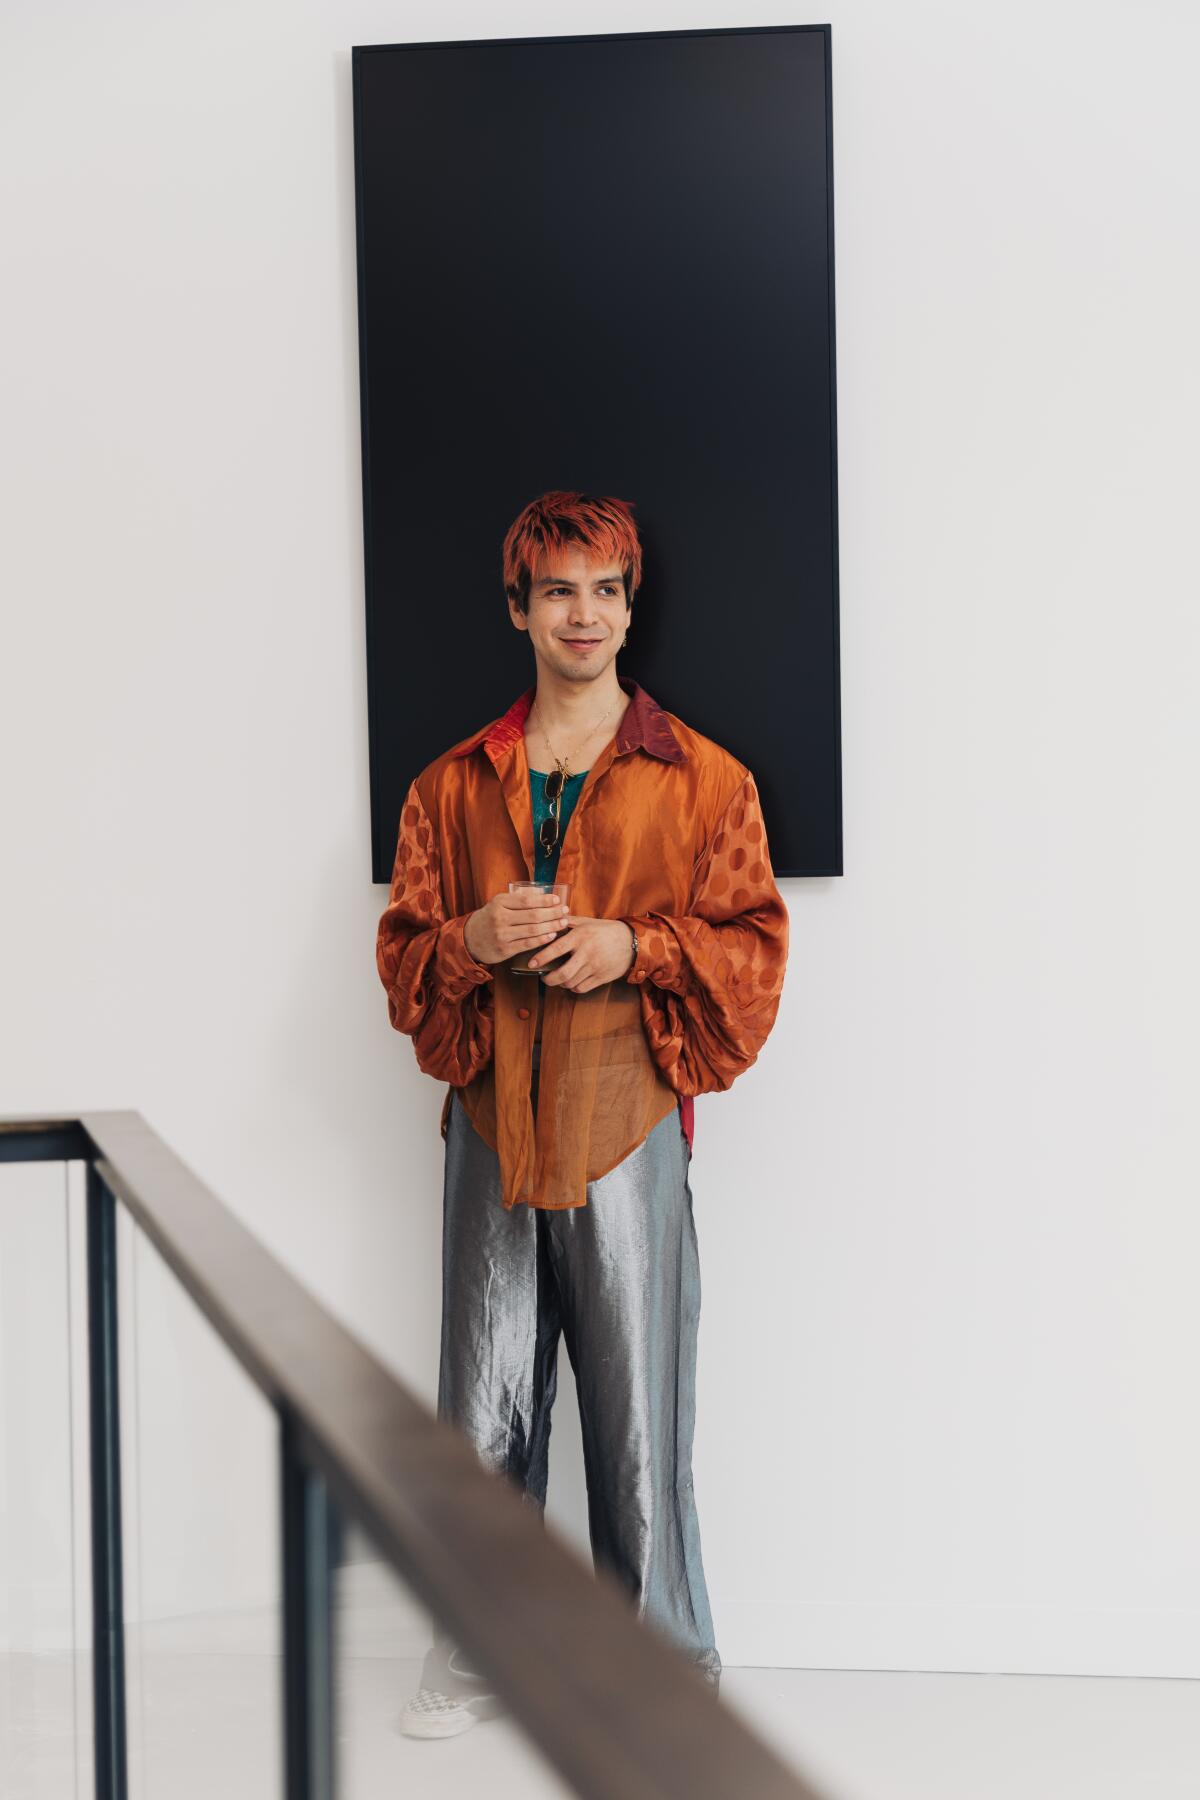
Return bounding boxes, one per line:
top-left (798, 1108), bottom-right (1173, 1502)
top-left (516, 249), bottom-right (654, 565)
top-left (622, 770), bottom-right (789, 1097)
top-left (375, 779), bottom-right (495, 1084)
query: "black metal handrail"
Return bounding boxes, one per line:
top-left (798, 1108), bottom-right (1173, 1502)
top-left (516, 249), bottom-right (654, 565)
top-left (0, 1110), bottom-right (830, 1800)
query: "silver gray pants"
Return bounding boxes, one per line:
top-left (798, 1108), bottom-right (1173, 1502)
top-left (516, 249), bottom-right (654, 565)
top-left (420, 1082), bottom-right (722, 1700)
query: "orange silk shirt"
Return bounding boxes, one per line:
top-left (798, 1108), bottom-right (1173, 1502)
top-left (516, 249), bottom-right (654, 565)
top-left (375, 676), bottom-right (789, 1210)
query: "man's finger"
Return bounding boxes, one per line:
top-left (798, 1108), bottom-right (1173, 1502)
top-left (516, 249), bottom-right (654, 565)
top-left (503, 907), bottom-right (564, 934)
top-left (541, 951), bottom-right (588, 986)
top-left (529, 926), bottom-right (579, 967)
top-left (539, 950), bottom-right (582, 979)
top-left (513, 927), bottom-right (563, 950)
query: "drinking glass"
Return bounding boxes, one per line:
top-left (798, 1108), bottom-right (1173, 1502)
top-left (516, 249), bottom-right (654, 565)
top-left (508, 879), bottom-right (571, 974)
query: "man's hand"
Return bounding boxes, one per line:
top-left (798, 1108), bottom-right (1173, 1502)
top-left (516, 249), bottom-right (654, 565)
top-left (530, 915), bottom-right (636, 994)
top-left (464, 888), bottom-right (569, 965)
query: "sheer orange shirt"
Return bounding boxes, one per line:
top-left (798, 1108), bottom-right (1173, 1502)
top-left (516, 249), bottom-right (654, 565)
top-left (375, 676), bottom-right (789, 1210)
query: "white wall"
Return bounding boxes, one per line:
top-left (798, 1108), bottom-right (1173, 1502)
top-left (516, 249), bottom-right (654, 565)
top-left (2, 0), bottom-right (1197, 1676)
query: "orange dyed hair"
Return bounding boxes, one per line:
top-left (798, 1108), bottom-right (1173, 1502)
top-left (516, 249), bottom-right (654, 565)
top-left (502, 490), bottom-right (643, 615)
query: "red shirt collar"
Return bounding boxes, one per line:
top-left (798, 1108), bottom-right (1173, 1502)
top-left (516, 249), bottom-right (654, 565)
top-left (450, 676), bottom-right (686, 765)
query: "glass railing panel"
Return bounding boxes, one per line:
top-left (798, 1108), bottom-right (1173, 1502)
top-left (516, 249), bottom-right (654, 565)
top-left (116, 1208), bottom-right (282, 1799)
top-left (331, 1506), bottom-right (575, 1796)
top-left (0, 1159), bottom-right (93, 1797)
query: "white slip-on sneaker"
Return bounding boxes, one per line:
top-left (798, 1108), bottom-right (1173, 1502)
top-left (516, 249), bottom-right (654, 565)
top-left (396, 1684), bottom-right (484, 1739)
top-left (396, 1651), bottom-right (507, 1739)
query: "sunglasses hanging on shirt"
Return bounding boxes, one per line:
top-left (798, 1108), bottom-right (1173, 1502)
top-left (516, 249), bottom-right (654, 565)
top-left (539, 765), bottom-right (567, 853)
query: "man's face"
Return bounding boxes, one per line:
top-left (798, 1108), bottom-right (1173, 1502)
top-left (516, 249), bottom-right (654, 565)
top-left (508, 549), bottom-right (631, 685)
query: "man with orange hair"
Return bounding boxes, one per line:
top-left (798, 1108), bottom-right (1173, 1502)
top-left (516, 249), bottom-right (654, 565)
top-left (377, 490), bottom-right (788, 1735)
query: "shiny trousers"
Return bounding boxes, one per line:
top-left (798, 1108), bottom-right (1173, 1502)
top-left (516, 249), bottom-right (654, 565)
top-left (419, 1074), bottom-right (722, 1700)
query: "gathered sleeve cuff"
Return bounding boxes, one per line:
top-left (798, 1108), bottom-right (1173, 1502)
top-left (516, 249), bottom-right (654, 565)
top-left (375, 779), bottom-right (495, 1086)
top-left (620, 770), bottom-right (788, 1097)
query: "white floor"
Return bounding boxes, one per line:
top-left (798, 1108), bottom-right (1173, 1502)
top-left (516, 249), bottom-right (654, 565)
top-left (2, 1642), bottom-right (1198, 1800)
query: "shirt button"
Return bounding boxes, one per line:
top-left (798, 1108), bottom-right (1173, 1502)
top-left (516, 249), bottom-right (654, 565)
top-left (517, 1006), bottom-right (530, 1019)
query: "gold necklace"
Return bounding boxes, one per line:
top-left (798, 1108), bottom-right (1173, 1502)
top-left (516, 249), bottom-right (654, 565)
top-left (531, 692), bottom-right (622, 776)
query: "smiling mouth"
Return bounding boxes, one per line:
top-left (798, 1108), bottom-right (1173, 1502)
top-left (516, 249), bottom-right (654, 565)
top-left (561, 637), bottom-right (602, 646)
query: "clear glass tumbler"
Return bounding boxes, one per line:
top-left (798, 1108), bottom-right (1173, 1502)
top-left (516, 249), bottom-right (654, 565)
top-left (507, 879), bottom-right (571, 974)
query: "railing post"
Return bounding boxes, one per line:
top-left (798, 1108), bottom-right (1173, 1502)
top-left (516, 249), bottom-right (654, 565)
top-left (86, 1162), bottom-right (128, 1800)
top-left (281, 1415), bottom-right (335, 1800)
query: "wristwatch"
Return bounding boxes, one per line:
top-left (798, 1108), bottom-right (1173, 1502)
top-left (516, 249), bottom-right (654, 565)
top-left (626, 924), bottom-right (639, 975)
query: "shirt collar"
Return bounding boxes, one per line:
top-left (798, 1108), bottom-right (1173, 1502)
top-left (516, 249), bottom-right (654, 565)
top-left (450, 675), bottom-right (686, 765)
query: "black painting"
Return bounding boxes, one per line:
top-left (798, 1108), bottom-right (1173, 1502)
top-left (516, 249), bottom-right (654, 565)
top-left (354, 24), bottom-right (842, 881)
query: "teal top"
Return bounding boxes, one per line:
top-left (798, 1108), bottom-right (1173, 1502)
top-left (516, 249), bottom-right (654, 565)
top-left (530, 766), bottom-right (588, 886)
